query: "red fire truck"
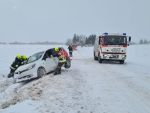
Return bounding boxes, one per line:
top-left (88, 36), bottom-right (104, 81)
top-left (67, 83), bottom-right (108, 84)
top-left (93, 33), bottom-right (131, 64)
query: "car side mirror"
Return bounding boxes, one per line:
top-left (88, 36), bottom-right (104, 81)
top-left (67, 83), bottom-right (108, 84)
top-left (42, 57), bottom-right (46, 60)
top-left (42, 53), bottom-right (49, 60)
top-left (127, 36), bottom-right (131, 46)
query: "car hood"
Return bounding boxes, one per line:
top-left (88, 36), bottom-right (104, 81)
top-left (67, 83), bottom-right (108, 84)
top-left (15, 62), bottom-right (36, 72)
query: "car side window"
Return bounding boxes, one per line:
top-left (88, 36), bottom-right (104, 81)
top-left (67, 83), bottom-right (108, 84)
top-left (43, 52), bottom-right (49, 60)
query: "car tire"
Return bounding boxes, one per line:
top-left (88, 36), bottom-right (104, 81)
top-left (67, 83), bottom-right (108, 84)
top-left (64, 58), bottom-right (71, 69)
top-left (37, 67), bottom-right (46, 78)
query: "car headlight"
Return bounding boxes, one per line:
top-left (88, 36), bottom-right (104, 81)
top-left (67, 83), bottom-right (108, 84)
top-left (15, 64), bottom-right (36, 74)
top-left (27, 64), bottom-right (36, 70)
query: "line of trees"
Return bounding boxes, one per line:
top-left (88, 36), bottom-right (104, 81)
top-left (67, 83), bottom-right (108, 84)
top-left (139, 39), bottom-right (150, 44)
top-left (66, 34), bottom-right (96, 47)
top-left (0, 41), bottom-right (65, 45)
top-left (66, 35), bottom-right (150, 46)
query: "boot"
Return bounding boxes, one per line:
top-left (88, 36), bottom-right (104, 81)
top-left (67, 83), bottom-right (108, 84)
top-left (58, 68), bottom-right (61, 74)
top-left (54, 68), bottom-right (61, 75)
top-left (54, 71), bottom-right (58, 75)
top-left (8, 69), bottom-right (15, 78)
top-left (8, 73), bottom-right (14, 78)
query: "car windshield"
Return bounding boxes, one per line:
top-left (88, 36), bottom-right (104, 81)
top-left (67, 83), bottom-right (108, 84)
top-left (27, 51), bottom-right (44, 64)
top-left (103, 36), bottom-right (127, 45)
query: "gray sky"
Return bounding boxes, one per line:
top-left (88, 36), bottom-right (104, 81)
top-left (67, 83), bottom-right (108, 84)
top-left (0, 0), bottom-right (150, 43)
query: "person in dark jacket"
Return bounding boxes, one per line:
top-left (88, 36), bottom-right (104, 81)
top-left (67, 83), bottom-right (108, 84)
top-left (68, 45), bottom-right (73, 57)
top-left (8, 54), bottom-right (28, 78)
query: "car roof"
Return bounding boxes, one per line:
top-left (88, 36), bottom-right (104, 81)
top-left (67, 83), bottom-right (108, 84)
top-left (46, 47), bottom-right (64, 51)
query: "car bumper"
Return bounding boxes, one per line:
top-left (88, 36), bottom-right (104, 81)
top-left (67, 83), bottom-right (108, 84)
top-left (14, 69), bottom-right (37, 83)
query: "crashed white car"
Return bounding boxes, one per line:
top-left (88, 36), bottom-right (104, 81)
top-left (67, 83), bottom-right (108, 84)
top-left (14, 48), bottom-right (71, 83)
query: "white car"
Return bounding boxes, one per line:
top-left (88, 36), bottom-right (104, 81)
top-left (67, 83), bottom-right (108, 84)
top-left (14, 48), bottom-right (71, 83)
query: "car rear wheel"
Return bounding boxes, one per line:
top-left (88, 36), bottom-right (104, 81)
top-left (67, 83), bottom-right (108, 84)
top-left (64, 58), bottom-right (71, 69)
top-left (37, 67), bottom-right (46, 78)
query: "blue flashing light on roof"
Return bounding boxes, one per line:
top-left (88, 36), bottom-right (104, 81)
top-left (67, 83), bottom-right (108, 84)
top-left (103, 32), bottom-right (108, 35)
top-left (123, 33), bottom-right (126, 35)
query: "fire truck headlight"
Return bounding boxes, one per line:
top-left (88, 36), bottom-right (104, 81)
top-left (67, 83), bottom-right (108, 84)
top-left (103, 54), bottom-right (108, 58)
top-left (122, 55), bottom-right (126, 59)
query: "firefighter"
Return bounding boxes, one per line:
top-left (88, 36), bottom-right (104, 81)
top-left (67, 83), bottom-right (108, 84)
top-left (53, 47), bottom-right (67, 75)
top-left (8, 54), bottom-right (28, 78)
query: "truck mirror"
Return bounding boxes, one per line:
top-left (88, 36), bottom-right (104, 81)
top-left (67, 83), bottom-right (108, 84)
top-left (99, 39), bottom-right (101, 44)
top-left (99, 37), bottom-right (102, 44)
top-left (129, 36), bottom-right (131, 42)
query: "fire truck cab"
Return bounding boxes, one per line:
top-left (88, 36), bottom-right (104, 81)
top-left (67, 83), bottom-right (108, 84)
top-left (94, 33), bottom-right (131, 64)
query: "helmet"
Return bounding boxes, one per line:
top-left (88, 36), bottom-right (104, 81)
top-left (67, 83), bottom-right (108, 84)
top-left (54, 47), bottom-right (59, 52)
top-left (16, 54), bottom-right (21, 59)
top-left (21, 55), bottom-right (27, 60)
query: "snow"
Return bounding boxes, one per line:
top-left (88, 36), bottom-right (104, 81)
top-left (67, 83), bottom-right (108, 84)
top-left (0, 44), bottom-right (150, 113)
top-left (0, 100), bottom-right (40, 113)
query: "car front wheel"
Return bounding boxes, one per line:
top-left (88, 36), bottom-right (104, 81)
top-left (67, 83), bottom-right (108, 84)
top-left (37, 67), bottom-right (46, 78)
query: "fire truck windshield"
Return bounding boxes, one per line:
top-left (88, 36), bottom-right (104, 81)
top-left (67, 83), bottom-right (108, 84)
top-left (103, 36), bottom-right (127, 45)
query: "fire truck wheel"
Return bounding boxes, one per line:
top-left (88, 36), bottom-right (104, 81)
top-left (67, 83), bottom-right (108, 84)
top-left (94, 52), bottom-right (98, 60)
top-left (120, 60), bottom-right (124, 64)
top-left (98, 56), bottom-right (103, 63)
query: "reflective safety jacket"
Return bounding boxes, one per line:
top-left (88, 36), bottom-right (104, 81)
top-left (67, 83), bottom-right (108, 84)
top-left (58, 50), bottom-right (67, 63)
top-left (10, 56), bottom-right (27, 70)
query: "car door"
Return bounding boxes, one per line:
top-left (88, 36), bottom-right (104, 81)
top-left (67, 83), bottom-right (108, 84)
top-left (45, 57), bottom-right (58, 72)
top-left (42, 50), bottom-right (58, 72)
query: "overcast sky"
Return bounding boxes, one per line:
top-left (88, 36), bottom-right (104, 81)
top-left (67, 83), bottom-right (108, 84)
top-left (0, 0), bottom-right (150, 43)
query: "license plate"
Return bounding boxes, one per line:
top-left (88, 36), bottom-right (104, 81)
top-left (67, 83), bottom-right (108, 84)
top-left (111, 55), bottom-right (119, 58)
top-left (111, 48), bottom-right (121, 52)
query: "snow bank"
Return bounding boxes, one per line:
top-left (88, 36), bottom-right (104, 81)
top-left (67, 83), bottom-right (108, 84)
top-left (0, 100), bottom-right (40, 113)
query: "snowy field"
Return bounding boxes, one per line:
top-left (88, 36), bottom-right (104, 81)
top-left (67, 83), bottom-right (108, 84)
top-left (0, 44), bottom-right (150, 113)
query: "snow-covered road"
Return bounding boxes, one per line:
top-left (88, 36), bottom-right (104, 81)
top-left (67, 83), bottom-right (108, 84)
top-left (0, 45), bottom-right (150, 113)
